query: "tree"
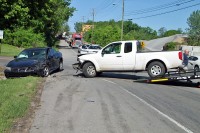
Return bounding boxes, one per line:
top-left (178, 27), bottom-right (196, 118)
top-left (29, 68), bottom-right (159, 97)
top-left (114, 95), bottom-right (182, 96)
top-left (187, 10), bottom-right (200, 46)
top-left (163, 29), bottom-right (182, 37)
top-left (74, 22), bottom-right (83, 33)
top-left (0, 0), bottom-right (75, 47)
top-left (158, 27), bottom-right (167, 37)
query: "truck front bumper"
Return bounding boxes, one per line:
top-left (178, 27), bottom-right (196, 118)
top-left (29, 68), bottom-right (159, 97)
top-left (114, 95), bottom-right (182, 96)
top-left (72, 63), bottom-right (81, 71)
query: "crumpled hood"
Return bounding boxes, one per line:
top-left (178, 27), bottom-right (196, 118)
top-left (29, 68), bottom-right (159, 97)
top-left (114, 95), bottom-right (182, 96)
top-left (6, 58), bottom-right (41, 67)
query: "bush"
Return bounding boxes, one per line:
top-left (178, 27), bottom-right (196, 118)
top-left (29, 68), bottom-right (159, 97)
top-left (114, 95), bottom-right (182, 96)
top-left (3, 28), bottom-right (46, 48)
top-left (163, 42), bottom-right (177, 50)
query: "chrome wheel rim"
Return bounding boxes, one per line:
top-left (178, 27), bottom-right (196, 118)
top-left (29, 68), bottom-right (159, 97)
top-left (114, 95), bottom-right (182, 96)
top-left (151, 65), bottom-right (161, 76)
top-left (43, 67), bottom-right (49, 77)
top-left (87, 66), bottom-right (96, 76)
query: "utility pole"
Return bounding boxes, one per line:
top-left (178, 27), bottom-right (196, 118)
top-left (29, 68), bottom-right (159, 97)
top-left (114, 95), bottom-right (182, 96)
top-left (91, 9), bottom-right (95, 43)
top-left (121, 0), bottom-right (124, 41)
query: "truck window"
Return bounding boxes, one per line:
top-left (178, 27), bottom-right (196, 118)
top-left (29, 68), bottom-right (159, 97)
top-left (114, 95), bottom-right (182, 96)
top-left (136, 41), bottom-right (142, 52)
top-left (103, 43), bottom-right (121, 54)
top-left (124, 42), bottom-right (132, 53)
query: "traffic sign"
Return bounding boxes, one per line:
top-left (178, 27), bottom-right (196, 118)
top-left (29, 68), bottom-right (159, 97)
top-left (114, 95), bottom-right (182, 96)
top-left (0, 30), bottom-right (3, 39)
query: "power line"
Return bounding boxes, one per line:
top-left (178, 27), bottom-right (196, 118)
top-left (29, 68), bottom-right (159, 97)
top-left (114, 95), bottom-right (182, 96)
top-left (131, 2), bottom-right (200, 20)
top-left (125, 0), bottom-right (189, 14)
top-left (125, 0), bottom-right (196, 16)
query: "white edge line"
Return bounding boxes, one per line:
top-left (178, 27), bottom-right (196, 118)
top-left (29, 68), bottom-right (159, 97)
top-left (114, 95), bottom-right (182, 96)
top-left (102, 79), bottom-right (193, 133)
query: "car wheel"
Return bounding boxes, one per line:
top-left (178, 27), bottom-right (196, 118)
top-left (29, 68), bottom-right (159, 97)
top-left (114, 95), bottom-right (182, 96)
top-left (40, 66), bottom-right (50, 77)
top-left (58, 61), bottom-right (63, 71)
top-left (5, 74), bottom-right (10, 79)
top-left (194, 65), bottom-right (199, 71)
top-left (147, 61), bottom-right (166, 78)
top-left (82, 62), bottom-right (96, 78)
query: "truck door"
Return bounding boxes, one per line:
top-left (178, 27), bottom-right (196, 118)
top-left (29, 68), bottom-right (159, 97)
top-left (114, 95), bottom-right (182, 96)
top-left (122, 42), bottom-right (136, 70)
top-left (97, 42), bottom-right (123, 70)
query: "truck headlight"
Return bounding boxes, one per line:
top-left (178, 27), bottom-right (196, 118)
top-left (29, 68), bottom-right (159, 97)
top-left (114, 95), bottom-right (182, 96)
top-left (79, 59), bottom-right (84, 63)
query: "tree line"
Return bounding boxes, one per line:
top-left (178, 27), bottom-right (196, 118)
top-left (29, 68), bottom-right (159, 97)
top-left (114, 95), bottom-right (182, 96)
top-left (0, 0), bottom-right (75, 47)
top-left (75, 10), bottom-right (200, 47)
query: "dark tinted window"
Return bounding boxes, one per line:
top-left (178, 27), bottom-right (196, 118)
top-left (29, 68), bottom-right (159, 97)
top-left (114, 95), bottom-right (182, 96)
top-left (124, 42), bottom-right (132, 53)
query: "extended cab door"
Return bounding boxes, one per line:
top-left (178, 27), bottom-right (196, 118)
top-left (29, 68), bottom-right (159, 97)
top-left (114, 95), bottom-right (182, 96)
top-left (122, 42), bottom-right (136, 70)
top-left (97, 42), bottom-right (124, 70)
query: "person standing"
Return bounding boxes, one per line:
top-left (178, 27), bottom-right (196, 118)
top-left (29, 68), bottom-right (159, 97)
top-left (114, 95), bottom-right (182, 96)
top-left (179, 49), bottom-right (190, 72)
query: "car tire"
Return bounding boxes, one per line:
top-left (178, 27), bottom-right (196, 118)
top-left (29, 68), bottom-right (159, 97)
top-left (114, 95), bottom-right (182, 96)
top-left (58, 61), bottom-right (63, 71)
top-left (194, 65), bottom-right (199, 71)
top-left (82, 62), bottom-right (96, 78)
top-left (5, 74), bottom-right (10, 79)
top-left (40, 66), bottom-right (50, 77)
top-left (147, 61), bottom-right (166, 78)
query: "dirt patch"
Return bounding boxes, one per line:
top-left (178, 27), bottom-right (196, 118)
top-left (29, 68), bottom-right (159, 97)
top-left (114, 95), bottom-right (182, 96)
top-left (0, 66), bottom-right (6, 80)
top-left (10, 78), bottom-right (46, 133)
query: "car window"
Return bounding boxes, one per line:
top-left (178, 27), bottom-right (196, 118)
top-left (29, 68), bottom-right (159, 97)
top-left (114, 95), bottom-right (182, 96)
top-left (189, 56), bottom-right (198, 61)
top-left (82, 45), bottom-right (87, 49)
top-left (48, 49), bottom-right (55, 57)
top-left (124, 42), bottom-right (132, 53)
top-left (89, 46), bottom-right (101, 49)
top-left (102, 43), bottom-right (121, 54)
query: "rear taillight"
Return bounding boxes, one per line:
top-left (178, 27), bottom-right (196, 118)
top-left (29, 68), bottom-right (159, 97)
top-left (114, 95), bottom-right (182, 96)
top-left (178, 51), bottom-right (182, 60)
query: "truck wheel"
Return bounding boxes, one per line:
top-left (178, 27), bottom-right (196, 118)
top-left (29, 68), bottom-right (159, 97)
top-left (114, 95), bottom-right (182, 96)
top-left (147, 61), bottom-right (166, 78)
top-left (82, 62), bottom-right (96, 78)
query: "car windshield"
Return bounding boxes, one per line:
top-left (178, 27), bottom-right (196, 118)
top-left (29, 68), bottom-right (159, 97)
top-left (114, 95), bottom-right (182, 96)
top-left (17, 49), bottom-right (46, 59)
top-left (89, 45), bottom-right (101, 49)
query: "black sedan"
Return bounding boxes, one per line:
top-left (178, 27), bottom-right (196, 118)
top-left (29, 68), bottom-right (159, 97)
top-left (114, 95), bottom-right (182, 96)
top-left (4, 47), bottom-right (63, 78)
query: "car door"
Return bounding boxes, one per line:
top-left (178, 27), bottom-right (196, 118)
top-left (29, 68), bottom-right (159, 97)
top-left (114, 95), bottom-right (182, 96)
top-left (122, 42), bottom-right (136, 70)
top-left (96, 42), bottom-right (123, 70)
top-left (47, 48), bottom-right (56, 70)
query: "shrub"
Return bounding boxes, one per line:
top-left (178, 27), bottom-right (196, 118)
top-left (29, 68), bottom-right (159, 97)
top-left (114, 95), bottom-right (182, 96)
top-left (163, 42), bottom-right (177, 50)
top-left (3, 28), bottom-right (46, 48)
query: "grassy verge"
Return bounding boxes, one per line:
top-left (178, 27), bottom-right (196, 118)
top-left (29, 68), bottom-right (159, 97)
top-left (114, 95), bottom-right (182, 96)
top-left (0, 76), bottom-right (42, 132)
top-left (0, 44), bottom-right (23, 57)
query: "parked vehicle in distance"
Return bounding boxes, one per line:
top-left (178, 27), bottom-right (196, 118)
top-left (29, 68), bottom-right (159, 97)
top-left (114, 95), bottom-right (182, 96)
top-left (79, 44), bottom-right (102, 54)
top-left (69, 33), bottom-right (83, 48)
top-left (78, 44), bottom-right (90, 53)
top-left (188, 55), bottom-right (200, 71)
top-left (73, 40), bottom-right (183, 78)
top-left (4, 47), bottom-right (63, 78)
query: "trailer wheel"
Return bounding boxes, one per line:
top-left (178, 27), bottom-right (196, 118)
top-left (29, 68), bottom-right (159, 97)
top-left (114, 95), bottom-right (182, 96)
top-left (82, 62), bottom-right (96, 78)
top-left (147, 61), bottom-right (166, 78)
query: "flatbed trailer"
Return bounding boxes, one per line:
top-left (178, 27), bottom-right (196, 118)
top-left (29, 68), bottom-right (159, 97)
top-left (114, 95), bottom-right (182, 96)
top-left (147, 70), bottom-right (200, 87)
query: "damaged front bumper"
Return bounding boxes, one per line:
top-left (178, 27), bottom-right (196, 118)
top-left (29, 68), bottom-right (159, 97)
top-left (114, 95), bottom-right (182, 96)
top-left (72, 63), bottom-right (81, 72)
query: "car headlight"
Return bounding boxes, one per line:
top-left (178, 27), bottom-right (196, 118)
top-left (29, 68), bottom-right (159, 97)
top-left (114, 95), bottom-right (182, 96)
top-left (5, 67), bottom-right (11, 71)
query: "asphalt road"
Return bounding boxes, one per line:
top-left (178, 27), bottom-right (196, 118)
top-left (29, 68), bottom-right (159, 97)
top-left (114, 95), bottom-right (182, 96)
top-left (0, 56), bottom-right (13, 67)
top-left (30, 40), bottom-right (200, 133)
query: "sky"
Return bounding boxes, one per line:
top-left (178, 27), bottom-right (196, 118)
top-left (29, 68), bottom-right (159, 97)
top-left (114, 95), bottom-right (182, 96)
top-left (68, 0), bottom-right (200, 33)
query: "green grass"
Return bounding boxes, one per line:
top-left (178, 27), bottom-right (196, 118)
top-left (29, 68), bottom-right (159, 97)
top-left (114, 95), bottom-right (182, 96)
top-left (0, 44), bottom-right (23, 57)
top-left (0, 76), bottom-right (41, 132)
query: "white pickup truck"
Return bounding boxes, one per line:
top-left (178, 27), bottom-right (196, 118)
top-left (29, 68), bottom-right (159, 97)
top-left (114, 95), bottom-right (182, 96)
top-left (73, 40), bottom-right (183, 78)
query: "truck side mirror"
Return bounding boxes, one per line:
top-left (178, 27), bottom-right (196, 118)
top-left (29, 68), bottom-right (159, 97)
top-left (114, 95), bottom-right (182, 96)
top-left (101, 51), bottom-right (105, 56)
